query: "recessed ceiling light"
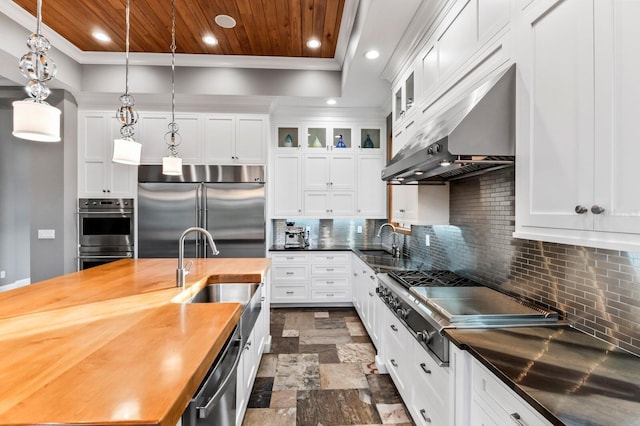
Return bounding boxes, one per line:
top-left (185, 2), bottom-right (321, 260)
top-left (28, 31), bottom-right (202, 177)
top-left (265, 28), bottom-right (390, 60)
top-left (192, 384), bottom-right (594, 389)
top-left (92, 31), bottom-right (111, 42)
top-left (202, 35), bottom-right (218, 45)
top-left (326, 99), bottom-right (337, 105)
top-left (364, 50), bottom-right (380, 59)
top-left (215, 14), bottom-right (236, 28)
top-left (306, 38), bottom-right (321, 49)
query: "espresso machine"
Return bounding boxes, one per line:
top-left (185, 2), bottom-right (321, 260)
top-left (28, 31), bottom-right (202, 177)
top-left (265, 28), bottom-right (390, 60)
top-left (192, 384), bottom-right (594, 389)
top-left (284, 222), bottom-right (309, 248)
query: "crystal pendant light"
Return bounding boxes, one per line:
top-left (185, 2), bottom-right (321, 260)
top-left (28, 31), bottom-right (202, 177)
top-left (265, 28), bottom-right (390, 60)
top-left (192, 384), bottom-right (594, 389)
top-left (162, 0), bottom-right (183, 176)
top-left (12, 0), bottom-right (61, 142)
top-left (112, 0), bottom-right (141, 166)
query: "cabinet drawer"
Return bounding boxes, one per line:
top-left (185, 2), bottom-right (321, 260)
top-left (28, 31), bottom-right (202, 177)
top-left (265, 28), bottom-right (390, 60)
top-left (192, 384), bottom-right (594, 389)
top-left (270, 253), bottom-right (309, 263)
top-left (311, 264), bottom-right (349, 276)
top-left (411, 339), bottom-right (450, 426)
top-left (311, 289), bottom-right (350, 301)
top-left (272, 264), bottom-right (308, 280)
top-left (311, 252), bottom-right (350, 263)
top-left (471, 359), bottom-right (551, 426)
top-left (311, 277), bottom-right (349, 288)
top-left (272, 285), bottom-right (308, 301)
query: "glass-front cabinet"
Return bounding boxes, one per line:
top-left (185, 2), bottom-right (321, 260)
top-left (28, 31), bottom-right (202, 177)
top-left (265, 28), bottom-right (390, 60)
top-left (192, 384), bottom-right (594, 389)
top-left (358, 127), bottom-right (383, 152)
top-left (332, 127), bottom-right (352, 150)
top-left (276, 126), bottom-right (300, 149)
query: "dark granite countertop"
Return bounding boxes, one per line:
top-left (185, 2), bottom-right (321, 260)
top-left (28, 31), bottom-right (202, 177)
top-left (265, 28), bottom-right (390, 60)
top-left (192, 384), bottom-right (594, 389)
top-left (269, 243), bottom-right (354, 251)
top-left (446, 326), bottom-right (640, 426)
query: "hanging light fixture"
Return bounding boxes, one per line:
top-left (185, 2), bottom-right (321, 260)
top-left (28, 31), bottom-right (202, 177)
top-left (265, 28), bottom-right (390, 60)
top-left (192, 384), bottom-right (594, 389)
top-left (162, 0), bottom-right (182, 176)
top-left (12, 0), bottom-right (61, 142)
top-left (112, 0), bottom-right (141, 165)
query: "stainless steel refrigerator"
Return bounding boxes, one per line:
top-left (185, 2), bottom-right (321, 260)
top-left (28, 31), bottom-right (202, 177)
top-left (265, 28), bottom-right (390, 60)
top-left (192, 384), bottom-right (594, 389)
top-left (137, 165), bottom-right (265, 258)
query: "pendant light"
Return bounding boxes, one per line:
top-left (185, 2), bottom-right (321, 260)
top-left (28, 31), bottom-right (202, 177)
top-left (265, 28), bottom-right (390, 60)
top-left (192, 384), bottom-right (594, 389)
top-left (12, 0), bottom-right (61, 142)
top-left (162, 0), bottom-right (183, 176)
top-left (112, 0), bottom-right (141, 166)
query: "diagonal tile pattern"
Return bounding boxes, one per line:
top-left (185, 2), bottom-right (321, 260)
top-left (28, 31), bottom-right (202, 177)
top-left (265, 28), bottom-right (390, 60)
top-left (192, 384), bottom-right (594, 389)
top-left (243, 307), bottom-right (414, 425)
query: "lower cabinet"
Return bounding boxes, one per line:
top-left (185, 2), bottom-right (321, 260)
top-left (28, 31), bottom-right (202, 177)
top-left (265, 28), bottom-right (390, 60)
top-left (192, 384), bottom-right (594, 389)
top-left (469, 358), bottom-right (551, 426)
top-left (352, 255), bottom-right (380, 348)
top-left (269, 251), bottom-right (351, 304)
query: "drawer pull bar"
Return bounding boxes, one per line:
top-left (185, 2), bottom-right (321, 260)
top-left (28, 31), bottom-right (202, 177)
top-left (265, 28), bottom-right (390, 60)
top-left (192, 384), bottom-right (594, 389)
top-left (326, 281), bottom-right (334, 284)
top-left (326, 268), bottom-right (334, 272)
top-left (420, 363), bottom-right (431, 375)
top-left (420, 409), bottom-right (431, 423)
top-left (327, 293), bottom-right (334, 297)
top-left (285, 291), bottom-right (294, 295)
top-left (368, 292), bottom-right (374, 297)
top-left (510, 413), bottom-right (525, 426)
top-left (390, 324), bottom-right (398, 332)
top-left (286, 256), bottom-right (294, 260)
top-left (390, 359), bottom-right (398, 367)
top-left (286, 272), bottom-right (294, 275)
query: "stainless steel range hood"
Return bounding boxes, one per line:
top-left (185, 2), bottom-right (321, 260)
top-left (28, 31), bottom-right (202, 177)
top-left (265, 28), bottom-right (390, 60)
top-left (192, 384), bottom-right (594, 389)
top-left (382, 65), bottom-right (515, 183)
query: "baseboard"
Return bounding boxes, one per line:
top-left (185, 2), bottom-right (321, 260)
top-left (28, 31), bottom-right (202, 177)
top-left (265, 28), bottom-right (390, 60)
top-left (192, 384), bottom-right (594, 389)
top-left (375, 354), bottom-right (387, 374)
top-left (0, 278), bottom-right (31, 292)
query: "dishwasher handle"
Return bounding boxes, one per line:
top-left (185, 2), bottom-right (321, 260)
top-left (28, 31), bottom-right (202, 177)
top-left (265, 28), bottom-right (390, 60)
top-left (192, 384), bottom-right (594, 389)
top-left (197, 336), bottom-right (243, 419)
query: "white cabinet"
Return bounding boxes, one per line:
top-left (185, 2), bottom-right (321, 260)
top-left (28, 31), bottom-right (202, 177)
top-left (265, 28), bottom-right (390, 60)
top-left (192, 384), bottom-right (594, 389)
top-left (411, 338), bottom-right (451, 426)
top-left (269, 251), bottom-right (351, 304)
top-left (304, 153), bottom-right (355, 191)
top-left (381, 305), bottom-right (411, 395)
top-left (304, 191), bottom-right (355, 217)
top-left (78, 111), bottom-right (135, 197)
top-left (470, 358), bottom-right (551, 426)
top-left (204, 114), bottom-right (266, 164)
top-left (352, 255), bottom-right (381, 347)
top-left (138, 112), bottom-right (200, 164)
top-left (357, 154), bottom-right (387, 218)
top-left (272, 154), bottom-right (303, 217)
top-left (391, 184), bottom-right (449, 226)
top-left (515, 0), bottom-right (640, 250)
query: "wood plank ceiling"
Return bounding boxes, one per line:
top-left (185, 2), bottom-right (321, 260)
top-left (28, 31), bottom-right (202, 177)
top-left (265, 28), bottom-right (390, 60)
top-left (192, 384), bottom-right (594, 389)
top-left (12, 0), bottom-right (345, 58)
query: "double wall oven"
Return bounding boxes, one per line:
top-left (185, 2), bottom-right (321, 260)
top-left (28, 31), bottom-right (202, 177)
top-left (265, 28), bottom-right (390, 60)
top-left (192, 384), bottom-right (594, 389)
top-left (77, 198), bottom-right (134, 270)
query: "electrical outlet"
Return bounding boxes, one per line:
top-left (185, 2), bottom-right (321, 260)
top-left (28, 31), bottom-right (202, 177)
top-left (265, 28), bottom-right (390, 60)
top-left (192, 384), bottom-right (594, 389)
top-left (425, 235), bottom-right (430, 246)
top-left (0, 271), bottom-right (5, 279)
top-left (357, 225), bottom-right (363, 233)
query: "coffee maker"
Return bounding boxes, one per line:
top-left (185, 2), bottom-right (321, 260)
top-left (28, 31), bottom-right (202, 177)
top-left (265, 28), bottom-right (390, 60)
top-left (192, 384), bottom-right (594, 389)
top-left (284, 222), bottom-right (309, 248)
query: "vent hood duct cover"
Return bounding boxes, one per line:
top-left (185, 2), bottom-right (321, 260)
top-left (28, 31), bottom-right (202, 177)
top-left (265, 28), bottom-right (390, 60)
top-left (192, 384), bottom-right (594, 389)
top-left (382, 65), bottom-right (515, 183)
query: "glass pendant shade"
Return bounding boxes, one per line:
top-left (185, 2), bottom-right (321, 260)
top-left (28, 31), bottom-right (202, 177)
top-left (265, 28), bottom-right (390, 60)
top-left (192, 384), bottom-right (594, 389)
top-left (162, 156), bottom-right (182, 175)
top-left (113, 138), bottom-right (142, 165)
top-left (12, 100), bottom-right (60, 142)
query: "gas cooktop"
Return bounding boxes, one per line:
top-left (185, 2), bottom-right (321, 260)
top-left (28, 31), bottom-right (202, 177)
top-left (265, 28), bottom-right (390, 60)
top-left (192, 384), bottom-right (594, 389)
top-left (387, 269), bottom-right (481, 288)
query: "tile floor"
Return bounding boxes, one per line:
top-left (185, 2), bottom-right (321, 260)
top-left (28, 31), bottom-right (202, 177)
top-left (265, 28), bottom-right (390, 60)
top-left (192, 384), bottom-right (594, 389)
top-left (242, 307), bottom-right (414, 426)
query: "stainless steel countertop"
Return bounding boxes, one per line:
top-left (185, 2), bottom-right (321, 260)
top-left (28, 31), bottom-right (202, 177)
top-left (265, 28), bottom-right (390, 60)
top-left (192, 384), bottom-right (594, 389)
top-left (447, 326), bottom-right (640, 426)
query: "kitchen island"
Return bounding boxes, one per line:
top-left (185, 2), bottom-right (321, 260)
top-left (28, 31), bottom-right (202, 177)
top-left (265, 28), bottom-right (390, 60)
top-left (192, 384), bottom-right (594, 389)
top-left (0, 258), bottom-right (271, 426)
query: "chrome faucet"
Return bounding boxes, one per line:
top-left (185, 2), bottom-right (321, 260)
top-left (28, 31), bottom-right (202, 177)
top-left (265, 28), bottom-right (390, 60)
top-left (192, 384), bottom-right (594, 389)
top-left (376, 222), bottom-right (400, 258)
top-left (177, 227), bottom-right (219, 289)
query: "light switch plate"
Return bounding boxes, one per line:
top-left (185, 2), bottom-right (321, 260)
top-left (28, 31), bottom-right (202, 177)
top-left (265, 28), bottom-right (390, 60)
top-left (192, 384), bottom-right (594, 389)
top-left (0, 271), bottom-right (5, 279)
top-left (38, 229), bottom-right (55, 239)
top-left (357, 225), bottom-right (363, 233)
top-left (425, 235), bottom-right (430, 246)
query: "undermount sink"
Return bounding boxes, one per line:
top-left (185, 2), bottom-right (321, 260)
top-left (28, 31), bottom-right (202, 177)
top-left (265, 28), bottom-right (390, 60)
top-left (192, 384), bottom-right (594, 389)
top-left (358, 249), bottom-right (395, 257)
top-left (188, 282), bottom-right (260, 305)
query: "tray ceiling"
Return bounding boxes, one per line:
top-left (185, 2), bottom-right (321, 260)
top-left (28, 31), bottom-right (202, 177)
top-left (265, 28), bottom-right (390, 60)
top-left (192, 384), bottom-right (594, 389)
top-left (12, 0), bottom-right (345, 58)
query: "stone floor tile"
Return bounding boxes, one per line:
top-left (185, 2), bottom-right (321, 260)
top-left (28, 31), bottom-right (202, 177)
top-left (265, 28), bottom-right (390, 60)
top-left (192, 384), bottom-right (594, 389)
top-left (296, 389), bottom-right (382, 425)
top-left (352, 335), bottom-right (374, 344)
top-left (347, 321), bottom-right (368, 336)
top-left (273, 353), bottom-right (320, 391)
top-left (242, 407), bottom-right (296, 426)
top-left (366, 374), bottom-right (403, 404)
top-left (298, 343), bottom-right (340, 364)
top-left (282, 329), bottom-right (299, 337)
top-left (315, 317), bottom-right (347, 329)
top-left (247, 377), bottom-right (273, 408)
top-left (314, 311), bottom-right (330, 318)
top-left (299, 328), bottom-right (352, 345)
top-left (337, 342), bottom-right (377, 363)
top-left (376, 403), bottom-right (412, 424)
top-left (270, 337), bottom-right (299, 354)
top-left (320, 363), bottom-right (369, 390)
top-left (362, 361), bottom-right (379, 374)
top-left (270, 390), bottom-right (297, 408)
top-left (344, 315), bottom-right (361, 322)
top-left (256, 354), bottom-right (277, 377)
top-left (284, 311), bottom-right (316, 330)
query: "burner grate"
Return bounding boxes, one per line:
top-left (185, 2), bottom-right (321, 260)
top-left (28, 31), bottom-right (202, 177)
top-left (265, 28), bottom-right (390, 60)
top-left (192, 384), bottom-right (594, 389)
top-left (388, 270), bottom-right (479, 288)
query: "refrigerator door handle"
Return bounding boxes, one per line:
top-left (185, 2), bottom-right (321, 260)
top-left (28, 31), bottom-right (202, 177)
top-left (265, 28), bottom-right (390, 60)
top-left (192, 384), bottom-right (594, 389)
top-left (200, 183), bottom-right (208, 258)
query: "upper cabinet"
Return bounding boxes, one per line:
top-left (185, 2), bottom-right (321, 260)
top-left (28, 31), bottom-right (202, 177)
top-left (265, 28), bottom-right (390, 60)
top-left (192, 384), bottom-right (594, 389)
top-left (271, 119), bottom-right (387, 219)
top-left (137, 113), bottom-right (200, 164)
top-left (514, 0), bottom-right (640, 250)
top-left (78, 111), bottom-right (135, 198)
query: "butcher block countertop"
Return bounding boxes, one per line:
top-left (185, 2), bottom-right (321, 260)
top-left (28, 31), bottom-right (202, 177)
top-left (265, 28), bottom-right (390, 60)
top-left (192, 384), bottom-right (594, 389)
top-left (0, 258), bottom-right (271, 426)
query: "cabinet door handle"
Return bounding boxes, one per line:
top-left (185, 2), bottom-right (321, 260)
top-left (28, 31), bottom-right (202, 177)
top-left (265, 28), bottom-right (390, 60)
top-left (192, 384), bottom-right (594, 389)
top-left (390, 359), bottom-right (398, 367)
top-left (369, 275), bottom-right (375, 280)
top-left (420, 409), bottom-right (431, 423)
top-left (420, 363), bottom-right (431, 375)
top-left (591, 205), bottom-right (605, 215)
top-left (390, 324), bottom-right (398, 332)
top-left (509, 412), bottom-right (525, 426)
top-left (368, 292), bottom-right (374, 297)
top-left (575, 205), bottom-right (588, 214)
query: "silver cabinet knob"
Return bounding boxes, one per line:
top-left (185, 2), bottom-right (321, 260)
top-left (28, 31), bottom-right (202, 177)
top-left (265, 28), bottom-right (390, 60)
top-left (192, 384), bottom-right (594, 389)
top-left (575, 205), bottom-right (588, 214)
top-left (591, 205), bottom-right (605, 215)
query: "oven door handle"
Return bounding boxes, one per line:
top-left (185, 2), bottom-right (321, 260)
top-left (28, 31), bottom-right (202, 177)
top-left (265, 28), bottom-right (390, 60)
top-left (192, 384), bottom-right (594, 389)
top-left (197, 336), bottom-right (243, 419)
top-left (78, 254), bottom-right (133, 259)
top-left (77, 211), bottom-right (132, 215)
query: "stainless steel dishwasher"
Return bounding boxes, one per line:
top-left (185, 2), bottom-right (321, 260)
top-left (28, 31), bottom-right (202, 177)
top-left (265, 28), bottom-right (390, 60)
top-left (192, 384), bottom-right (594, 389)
top-left (182, 283), bottom-right (263, 426)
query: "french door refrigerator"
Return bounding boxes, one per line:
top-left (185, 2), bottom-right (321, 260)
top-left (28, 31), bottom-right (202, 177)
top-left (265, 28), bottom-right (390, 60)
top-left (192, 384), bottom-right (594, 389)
top-left (137, 165), bottom-right (265, 258)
